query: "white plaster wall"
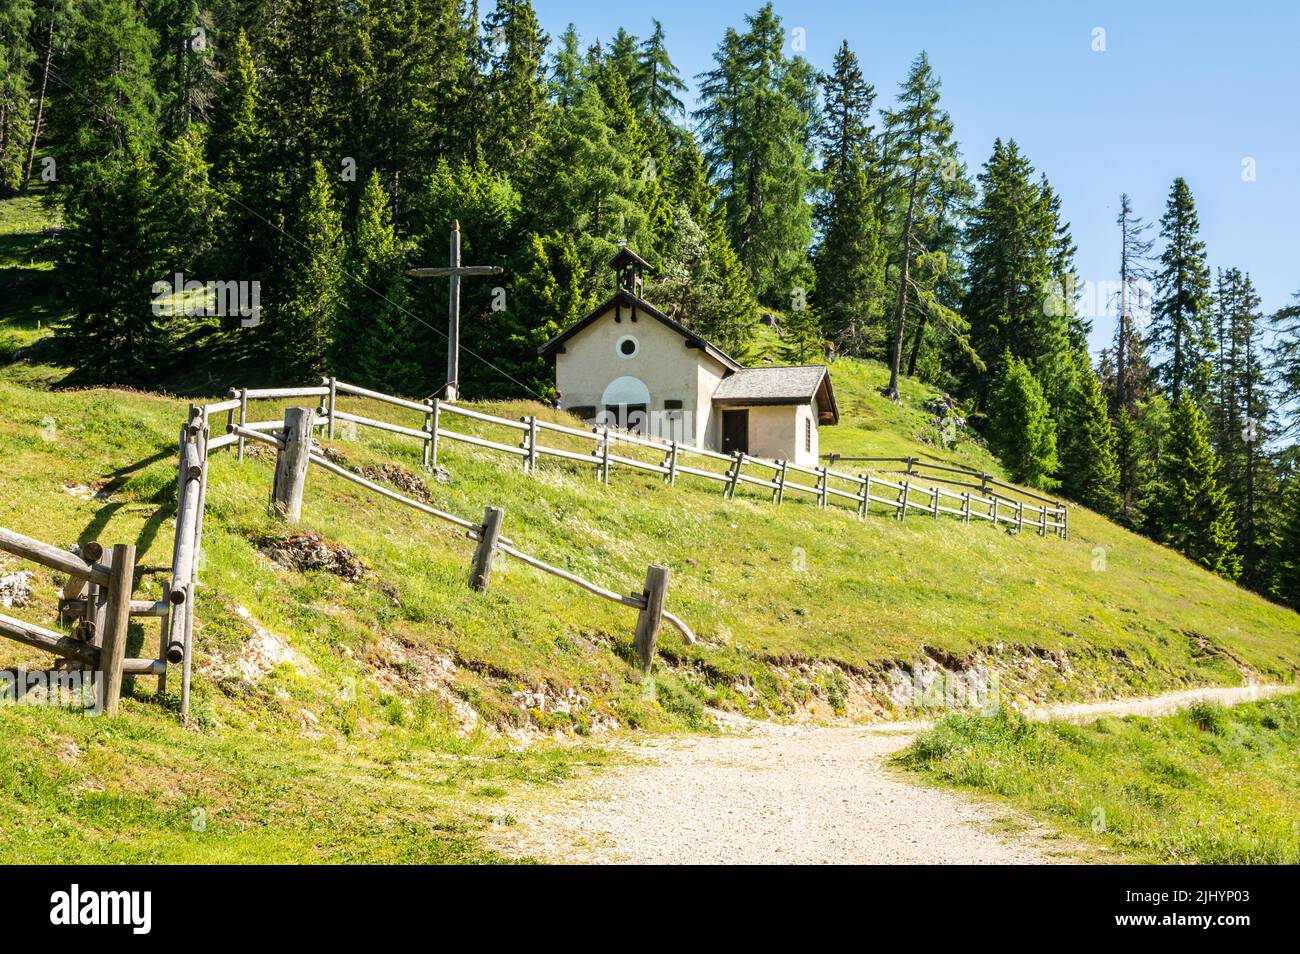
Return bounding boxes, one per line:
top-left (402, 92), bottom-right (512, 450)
top-left (554, 303), bottom-right (725, 445)
top-left (727, 403), bottom-right (819, 466)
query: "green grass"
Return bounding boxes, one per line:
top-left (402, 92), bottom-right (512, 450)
top-left (2, 191), bottom-right (1299, 862)
top-left (897, 694), bottom-right (1300, 863)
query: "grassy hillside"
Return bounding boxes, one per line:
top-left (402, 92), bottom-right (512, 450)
top-left (1, 194), bottom-right (1298, 861)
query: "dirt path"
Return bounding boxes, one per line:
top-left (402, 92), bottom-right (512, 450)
top-left (498, 684), bottom-right (1294, 865)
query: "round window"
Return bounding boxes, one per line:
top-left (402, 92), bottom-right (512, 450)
top-left (616, 335), bottom-right (639, 359)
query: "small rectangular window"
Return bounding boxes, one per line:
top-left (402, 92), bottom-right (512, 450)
top-left (805, 418), bottom-right (812, 453)
top-left (664, 399), bottom-right (683, 410)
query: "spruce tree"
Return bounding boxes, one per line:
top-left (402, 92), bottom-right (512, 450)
top-left (813, 42), bottom-right (886, 357)
top-left (1058, 350), bottom-right (1121, 516)
top-left (1156, 396), bottom-right (1241, 580)
top-left (1272, 476), bottom-right (1300, 609)
top-left (963, 139), bottom-right (1070, 403)
top-left (1151, 177), bottom-right (1213, 403)
top-left (1269, 291), bottom-right (1300, 418)
top-left (987, 353), bottom-right (1059, 489)
top-left (340, 172), bottom-right (421, 393)
top-left (275, 160), bottom-right (345, 376)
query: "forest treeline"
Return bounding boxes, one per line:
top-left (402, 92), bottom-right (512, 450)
top-left (1, 1), bottom-right (1298, 605)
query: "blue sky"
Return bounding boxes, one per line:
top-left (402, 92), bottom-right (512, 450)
top-left (533, 0), bottom-right (1300, 356)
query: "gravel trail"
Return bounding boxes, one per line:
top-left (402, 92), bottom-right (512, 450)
top-left (499, 684), bottom-right (1294, 865)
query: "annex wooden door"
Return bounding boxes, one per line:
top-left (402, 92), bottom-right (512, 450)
top-left (721, 409), bottom-right (749, 454)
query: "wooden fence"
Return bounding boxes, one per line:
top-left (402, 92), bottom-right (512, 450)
top-left (4, 378), bottom-right (1062, 722)
top-left (0, 527), bottom-right (164, 716)
top-left (267, 378), bottom-right (1068, 538)
top-left (164, 380), bottom-right (699, 721)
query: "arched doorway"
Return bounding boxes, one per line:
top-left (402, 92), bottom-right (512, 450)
top-left (600, 376), bottom-right (651, 433)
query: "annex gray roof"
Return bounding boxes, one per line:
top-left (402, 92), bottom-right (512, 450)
top-left (712, 365), bottom-right (839, 424)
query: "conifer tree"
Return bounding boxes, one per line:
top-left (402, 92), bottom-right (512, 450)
top-left (1057, 350), bottom-right (1121, 516)
top-left (1271, 476), bottom-right (1300, 608)
top-left (963, 139), bottom-right (1070, 403)
top-left (275, 160), bottom-right (345, 376)
top-left (987, 353), bottom-right (1059, 489)
top-left (633, 19), bottom-right (687, 127)
top-left (482, 0), bottom-right (549, 178)
top-left (695, 3), bottom-right (815, 304)
top-left (1112, 193), bottom-right (1155, 414)
top-left (0, 0), bottom-right (35, 193)
top-left (813, 42), bottom-right (886, 357)
top-left (1156, 396), bottom-right (1241, 580)
top-left (879, 52), bottom-right (968, 398)
top-left (549, 23), bottom-right (586, 108)
top-left (340, 172), bottom-right (421, 393)
top-left (1151, 177), bottom-right (1213, 403)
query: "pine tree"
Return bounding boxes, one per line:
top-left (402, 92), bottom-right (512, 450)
top-left (987, 353), bottom-right (1059, 489)
top-left (529, 81), bottom-right (649, 285)
top-left (879, 52), bottom-right (969, 398)
top-left (1267, 290), bottom-right (1300, 433)
top-left (1151, 177), bottom-right (1213, 403)
top-left (339, 172), bottom-right (422, 393)
top-left (812, 42), bottom-right (886, 357)
top-left (1057, 350), bottom-right (1121, 516)
top-left (1156, 396), bottom-right (1241, 580)
top-left (275, 160), bottom-right (345, 376)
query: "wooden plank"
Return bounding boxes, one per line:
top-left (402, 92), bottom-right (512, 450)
top-left (333, 379), bottom-right (432, 414)
top-left (438, 402), bottom-right (529, 430)
top-left (99, 543), bottom-right (136, 717)
top-left (405, 265), bottom-right (503, 278)
top-left (469, 507), bottom-right (504, 593)
top-left (438, 427), bottom-right (529, 458)
top-left (632, 565), bottom-right (669, 673)
top-left (241, 386), bottom-right (330, 399)
top-left (0, 527), bottom-right (112, 586)
top-left (332, 409), bottom-right (427, 441)
top-left (0, 611), bottom-right (99, 665)
top-left (308, 452), bottom-right (482, 535)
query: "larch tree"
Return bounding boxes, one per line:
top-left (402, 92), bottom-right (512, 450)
top-left (878, 51), bottom-right (966, 398)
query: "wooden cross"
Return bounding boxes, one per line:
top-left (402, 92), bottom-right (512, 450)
top-left (406, 220), bottom-right (503, 402)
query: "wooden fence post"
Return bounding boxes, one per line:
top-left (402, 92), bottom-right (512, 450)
top-left (600, 427), bottom-right (611, 485)
top-left (236, 388), bottom-right (248, 462)
top-left (1062, 506), bottom-right (1070, 541)
top-left (99, 543), bottom-right (136, 717)
top-left (1039, 505), bottom-right (1047, 537)
top-left (991, 498), bottom-right (998, 524)
top-left (774, 460), bottom-right (788, 504)
top-left (426, 398), bottom-right (441, 470)
top-left (819, 467), bottom-right (829, 509)
top-left (527, 416), bottom-right (539, 472)
top-left (860, 475), bottom-right (871, 516)
top-left (633, 564), bottom-right (669, 673)
top-left (1016, 500), bottom-right (1025, 532)
top-left (931, 487), bottom-right (940, 518)
top-left (963, 492), bottom-right (971, 525)
top-left (667, 441), bottom-right (679, 485)
top-left (469, 506), bottom-right (504, 593)
top-left (326, 376), bottom-right (337, 440)
top-left (271, 407), bottom-right (314, 522)
top-left (726, 451), bottom-right (743, 499)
